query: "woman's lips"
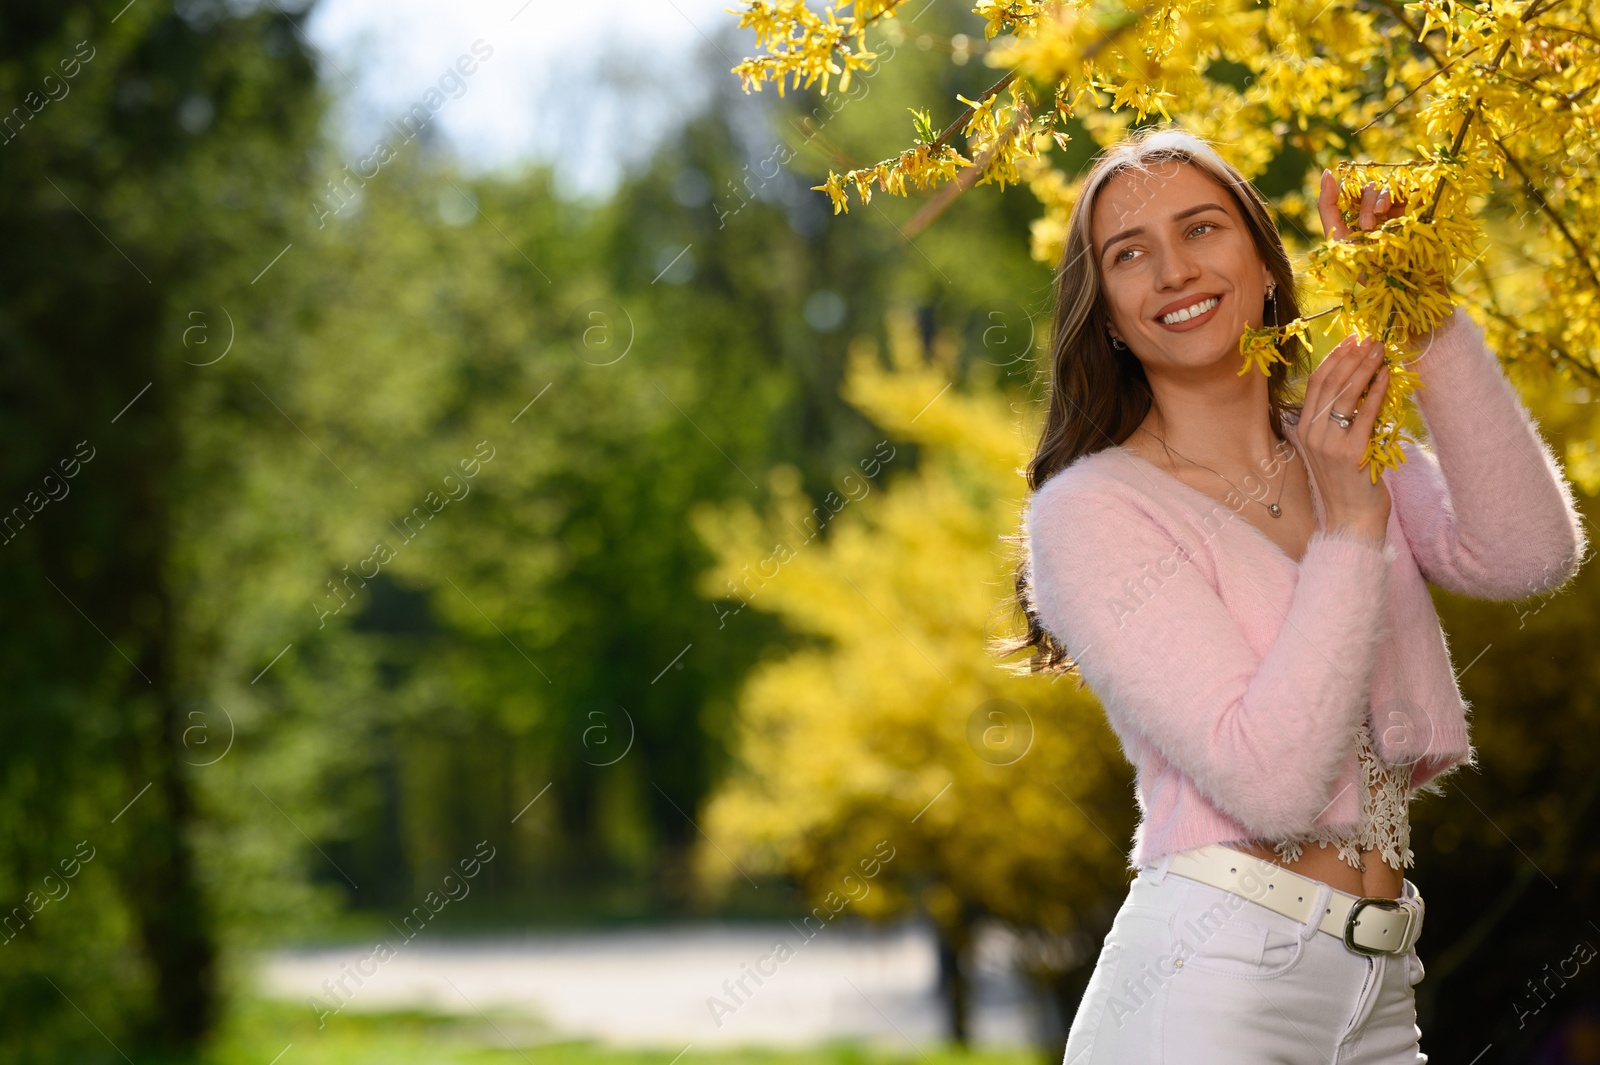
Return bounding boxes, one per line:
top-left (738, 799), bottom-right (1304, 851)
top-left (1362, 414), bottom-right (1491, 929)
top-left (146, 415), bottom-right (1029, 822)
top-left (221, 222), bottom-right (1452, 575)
top-left (1155, 294), bottom-right (1223, 332)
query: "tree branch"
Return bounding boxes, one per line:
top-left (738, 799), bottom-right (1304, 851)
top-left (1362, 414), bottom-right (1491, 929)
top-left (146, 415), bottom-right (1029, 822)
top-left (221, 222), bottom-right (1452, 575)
top-left (905, 110), bottom-right (1029, 237)
top-left (1474, 302), bottom-right (1600, 383)
top-left (1349, 45), bottom-right (1482, 137)
top-left (1492, 135), bottom-right (1600, 293)
top-left (1368, 0), bottom-right (1600, 302)
top-left (931, 71), bottom-right (1018, 151)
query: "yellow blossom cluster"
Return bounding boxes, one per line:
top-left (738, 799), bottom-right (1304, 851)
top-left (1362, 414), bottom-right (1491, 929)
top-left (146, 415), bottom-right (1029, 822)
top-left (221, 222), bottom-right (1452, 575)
top-left (1239, 316), bottom-right (1314, 379)
top-left (953, 79), bottom-right (1055, 193)
top-left (810, 74), bottom-right (1071, 213)
top-left (972, 0), bottom-right (1048, 40)
top-left (812, 141), bottom-right (974, 214)
top-left (1307, 165), bottom-right (1483, 351)
top-left (727, 0), bottom-right (903, 96)
top-left (725, 0), bottom-right (1600, 487)
top-left (692, 309), bottom-right (1133, 936)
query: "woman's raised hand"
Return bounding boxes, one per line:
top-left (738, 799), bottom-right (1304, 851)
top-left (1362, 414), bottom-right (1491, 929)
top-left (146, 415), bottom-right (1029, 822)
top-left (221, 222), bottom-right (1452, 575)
top-left (1317, 168), bottom-right (1407, 286)
top-left (1299, 332), bottom-right (1393, 548)
top-left (1317, 168), bottom-right (1406, 242)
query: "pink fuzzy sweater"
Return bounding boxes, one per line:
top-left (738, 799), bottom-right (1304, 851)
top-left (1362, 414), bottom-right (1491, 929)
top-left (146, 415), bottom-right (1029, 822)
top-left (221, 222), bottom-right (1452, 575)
top-left (1025, 306), bottom-right (1589, 870)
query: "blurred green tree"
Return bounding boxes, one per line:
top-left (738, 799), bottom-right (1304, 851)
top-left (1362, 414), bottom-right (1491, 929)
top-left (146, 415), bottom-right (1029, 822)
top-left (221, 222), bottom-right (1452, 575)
top-left (0, 0), bottom-right (321, 1057)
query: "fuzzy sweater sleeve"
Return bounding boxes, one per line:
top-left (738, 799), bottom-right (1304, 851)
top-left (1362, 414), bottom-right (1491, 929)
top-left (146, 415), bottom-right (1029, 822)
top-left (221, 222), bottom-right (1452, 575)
top-left (1026, 472), bottom-right (1393, 841)
top-left (1389, 305), bottom-right (1589, 600)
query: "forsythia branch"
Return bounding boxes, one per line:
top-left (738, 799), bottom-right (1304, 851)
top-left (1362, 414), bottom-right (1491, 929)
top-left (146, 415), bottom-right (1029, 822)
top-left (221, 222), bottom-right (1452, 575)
top-left (725, 0), bottom-right (1600, 482)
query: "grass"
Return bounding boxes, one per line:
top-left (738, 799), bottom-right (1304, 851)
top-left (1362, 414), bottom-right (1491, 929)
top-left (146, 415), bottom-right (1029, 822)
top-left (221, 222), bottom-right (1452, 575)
top-left (197, 999), bottom-right (1051, 1065)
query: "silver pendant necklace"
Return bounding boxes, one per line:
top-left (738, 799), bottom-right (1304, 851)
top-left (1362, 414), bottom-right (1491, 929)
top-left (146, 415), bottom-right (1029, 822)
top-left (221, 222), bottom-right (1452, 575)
top-left (1139, 429), bottom-right (1296, 518)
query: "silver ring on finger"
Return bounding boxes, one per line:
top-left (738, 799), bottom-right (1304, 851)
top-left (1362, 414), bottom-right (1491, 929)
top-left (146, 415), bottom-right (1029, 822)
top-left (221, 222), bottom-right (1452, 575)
top-left (1329, 408), bottom-right (1355, 429)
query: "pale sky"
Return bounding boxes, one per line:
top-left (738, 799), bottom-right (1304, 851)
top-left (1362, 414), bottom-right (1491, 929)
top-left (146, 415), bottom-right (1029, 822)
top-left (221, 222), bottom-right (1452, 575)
top-left (305, 0), bottom-right (749, 198)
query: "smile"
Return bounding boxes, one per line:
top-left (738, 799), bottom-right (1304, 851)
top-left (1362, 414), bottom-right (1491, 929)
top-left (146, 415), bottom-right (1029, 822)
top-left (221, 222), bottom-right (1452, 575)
top-left (1156, 295), bottom-right (1221, 328)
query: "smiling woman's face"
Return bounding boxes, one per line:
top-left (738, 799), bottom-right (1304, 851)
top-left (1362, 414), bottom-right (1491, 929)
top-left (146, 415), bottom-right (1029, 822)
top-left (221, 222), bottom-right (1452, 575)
top-left (1090, 159), bottom-right (1273, 371)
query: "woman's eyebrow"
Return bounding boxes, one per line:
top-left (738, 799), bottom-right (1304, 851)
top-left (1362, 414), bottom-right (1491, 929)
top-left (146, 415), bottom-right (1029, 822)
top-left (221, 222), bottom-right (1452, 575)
top-left (1099, 202), bottom-right (1228, 260)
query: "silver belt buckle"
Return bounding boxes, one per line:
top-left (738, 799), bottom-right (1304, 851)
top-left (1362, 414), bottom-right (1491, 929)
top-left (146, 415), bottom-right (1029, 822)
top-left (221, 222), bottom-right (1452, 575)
top-left (1344, 896), bottom-right (1414, 956)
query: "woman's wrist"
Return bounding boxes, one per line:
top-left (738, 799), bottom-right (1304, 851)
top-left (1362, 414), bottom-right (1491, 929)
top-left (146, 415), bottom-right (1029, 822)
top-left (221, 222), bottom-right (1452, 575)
top-left (1321, 516), bottom-right (1388, 551)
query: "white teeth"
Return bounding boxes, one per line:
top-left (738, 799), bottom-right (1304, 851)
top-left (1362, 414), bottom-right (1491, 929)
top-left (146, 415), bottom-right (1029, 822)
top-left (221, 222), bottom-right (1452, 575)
top-left (1160, 296), bottom-right (1219, 324)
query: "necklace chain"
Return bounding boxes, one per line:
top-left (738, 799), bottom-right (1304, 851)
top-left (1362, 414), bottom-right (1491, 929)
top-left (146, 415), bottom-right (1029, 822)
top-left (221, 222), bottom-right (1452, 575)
top-left (1138, 427), bottom-right (1296, 519)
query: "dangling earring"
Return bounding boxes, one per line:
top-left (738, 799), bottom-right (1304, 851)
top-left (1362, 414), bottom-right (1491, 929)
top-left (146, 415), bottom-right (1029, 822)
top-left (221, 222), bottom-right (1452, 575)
top-left (1265, 282), bottom-right (1277, 303)
top-left (1109, 334), bottom-right (1127, 351)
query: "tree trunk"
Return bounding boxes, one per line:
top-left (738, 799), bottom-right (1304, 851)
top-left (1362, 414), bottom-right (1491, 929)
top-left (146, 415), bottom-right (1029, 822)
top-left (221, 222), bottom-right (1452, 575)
top-left (115, 524), bottom-right (218, 1051)
top-left (123, 689), bottom-right (217, 1050)
top-left (936, 903), bottom-right (977, 1047)
top-left (1015, 901), bottom-right (1118, 1056)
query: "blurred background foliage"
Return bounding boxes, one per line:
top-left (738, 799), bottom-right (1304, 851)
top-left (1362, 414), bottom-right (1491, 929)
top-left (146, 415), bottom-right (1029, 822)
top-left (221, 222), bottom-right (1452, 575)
top-left (1, 1), bottom-right (1598, 1064)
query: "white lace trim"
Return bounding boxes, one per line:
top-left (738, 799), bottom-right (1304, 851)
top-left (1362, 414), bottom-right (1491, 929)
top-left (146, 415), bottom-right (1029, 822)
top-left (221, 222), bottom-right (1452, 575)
top-left (1269, 720), bottom-right (1415, 872)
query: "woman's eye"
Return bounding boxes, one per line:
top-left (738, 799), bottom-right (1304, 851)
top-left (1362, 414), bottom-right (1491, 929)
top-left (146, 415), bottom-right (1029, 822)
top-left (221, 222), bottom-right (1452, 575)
top-left (1113, 222), bottom-right (1216, 264)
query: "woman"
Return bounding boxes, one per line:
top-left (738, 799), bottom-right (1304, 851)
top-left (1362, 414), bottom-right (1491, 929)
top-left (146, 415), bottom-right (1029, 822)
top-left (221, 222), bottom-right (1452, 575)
top-left (1015, 126), bottom-right (1587, 1062)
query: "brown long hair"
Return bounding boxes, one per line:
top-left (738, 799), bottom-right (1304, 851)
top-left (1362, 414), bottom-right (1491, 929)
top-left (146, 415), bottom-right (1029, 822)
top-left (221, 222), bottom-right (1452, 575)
top-left (996, 124), bottom-right (1311, 676)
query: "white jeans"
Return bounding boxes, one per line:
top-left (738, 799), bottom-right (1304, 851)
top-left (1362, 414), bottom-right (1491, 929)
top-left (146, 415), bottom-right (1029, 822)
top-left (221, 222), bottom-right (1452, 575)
top-left (1062, 850), bottom-right (1427, 1064)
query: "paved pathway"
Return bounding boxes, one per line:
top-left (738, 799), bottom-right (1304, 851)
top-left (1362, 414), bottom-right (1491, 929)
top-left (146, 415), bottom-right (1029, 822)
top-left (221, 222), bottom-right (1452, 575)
top-left (257, 918), bottom-right (1049, 1049)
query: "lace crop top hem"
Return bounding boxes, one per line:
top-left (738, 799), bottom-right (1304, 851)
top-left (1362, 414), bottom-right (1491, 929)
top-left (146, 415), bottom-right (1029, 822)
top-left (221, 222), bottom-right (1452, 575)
top-left (1242, 721), bottom-right (1416, 872)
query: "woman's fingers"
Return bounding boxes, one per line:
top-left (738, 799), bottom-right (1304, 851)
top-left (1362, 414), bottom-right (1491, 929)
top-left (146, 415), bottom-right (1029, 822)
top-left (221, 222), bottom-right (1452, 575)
top-left (1309, 337), bottom-right (1383, 430)
top-left (1320, 168), bottom-right (1406, 243)
top-left (1317, 169), bottom-right (1350, 242)
top-left (1374, 187), bottom-right (1407, 227)
top-left (1298, 334), bottom-right (1393, 538)
top-left (1303, 334), bottom-right (1362, 424)
top-left (1353, 360), bottom-right (1391, 443)
top-left (1332, 342), bottom-right (1387, 442)
top-left (1359, 183), bottom-right (1378, 230)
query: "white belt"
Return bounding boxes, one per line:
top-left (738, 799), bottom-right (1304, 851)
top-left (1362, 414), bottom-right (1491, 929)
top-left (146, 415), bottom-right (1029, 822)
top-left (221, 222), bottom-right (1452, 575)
top-left (1161, 844), bottom-right (1424, 956)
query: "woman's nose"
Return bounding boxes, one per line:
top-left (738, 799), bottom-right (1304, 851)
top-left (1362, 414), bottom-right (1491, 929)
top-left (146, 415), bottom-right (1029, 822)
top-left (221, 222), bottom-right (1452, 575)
top-left (1156, 243), bottom-right (1202, 289)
